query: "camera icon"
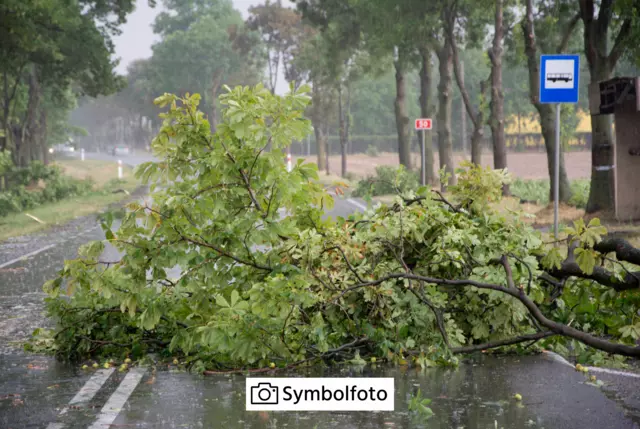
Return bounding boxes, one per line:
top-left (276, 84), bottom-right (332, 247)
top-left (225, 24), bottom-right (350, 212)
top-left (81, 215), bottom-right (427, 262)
top-left (250, 382), bottom-right (279, 405)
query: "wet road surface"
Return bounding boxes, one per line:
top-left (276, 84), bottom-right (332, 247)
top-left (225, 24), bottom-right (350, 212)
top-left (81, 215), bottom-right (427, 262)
top-left (1, 152), bottom-right (640, 428)
top-left (3, 352), bottom-right (640, 428)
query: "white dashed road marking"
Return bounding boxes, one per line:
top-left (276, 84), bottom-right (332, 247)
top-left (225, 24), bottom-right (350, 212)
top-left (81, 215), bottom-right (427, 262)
top-left (87, 367), bottom-right (147, 429)
top-left (0, 223), bottom-right (102, 269)
top-left (544, 351), bottom-right (640, 378)
top-left (46, 368), bottom-right (115, 429)
top-left (0, 244), bottom-right (57, 269)
top-left (346, 198), bottom-right (368, 211)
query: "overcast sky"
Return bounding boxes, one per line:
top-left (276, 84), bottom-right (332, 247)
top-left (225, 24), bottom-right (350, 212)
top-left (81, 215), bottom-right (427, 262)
top-left (112, 0), bottom-right (288, 94)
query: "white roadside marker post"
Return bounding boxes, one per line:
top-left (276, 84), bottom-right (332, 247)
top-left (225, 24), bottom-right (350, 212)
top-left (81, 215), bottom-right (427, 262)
top-left (118, 159), bottom-right (123, 179)
top-left (287, 152), bottom-right (292, 172)
top-left (81, 148), bottom-right (85, 161)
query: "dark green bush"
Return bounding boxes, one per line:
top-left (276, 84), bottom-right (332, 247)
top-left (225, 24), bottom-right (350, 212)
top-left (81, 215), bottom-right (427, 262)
top-left (510, 178), bottom-right (590, 208)
top-left (568, 180), bottom-right (589, 209)
top-left (0, 161), bottom-right (94, 217)
top-left (510, 178), bottom-right (548, 205)
top-left (352, 165), bottom-right (419, 197)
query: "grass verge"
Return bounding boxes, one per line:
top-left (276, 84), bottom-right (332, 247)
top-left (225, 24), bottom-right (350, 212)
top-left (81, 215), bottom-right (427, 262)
top-left (0, 159), bottom-right (140, 242)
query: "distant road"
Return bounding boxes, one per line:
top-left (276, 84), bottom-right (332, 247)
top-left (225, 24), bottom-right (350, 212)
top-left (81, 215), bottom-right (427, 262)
top-left (78, 151), bottom-right (369, 218)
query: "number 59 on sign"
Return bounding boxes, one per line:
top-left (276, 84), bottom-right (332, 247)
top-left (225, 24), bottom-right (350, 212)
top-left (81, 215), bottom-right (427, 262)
top-left (415, 119), bottom-right (432, 130)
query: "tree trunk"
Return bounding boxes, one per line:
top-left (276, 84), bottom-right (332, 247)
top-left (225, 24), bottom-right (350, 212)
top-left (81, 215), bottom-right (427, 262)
top-left (489, 0), bottom-right (509, 195)
top-left (586, 111), bottom-right (614, 212)
top-left (325, 127), bottom-right (331, 175)
top-left (311, 81), bottom-right (327, 172)
top-left (517, 110), bottom-right (522, 148)
top-left (579, 0), bottom-right (632, 213)
top-left (19, 65), bottom-right (41, 166)
top-left (41, 108), bottom-right (48, 165)
top-left (473, 79), bottom-right (489, 166)
top-left (584, 58), bottom-right (615, 213)
top-left (210, 71), bottom-right (223, 133)
top-left (447, 17), bottom-right (488, 168)
top-left (436, 40), bottom-right (456, 190)
top-left (314, 125), bottom-right (327, 172)
top-left (460, 59), bottom-right (467, 155)
top-left (522, 0), bottom-right (573, 202)
top-left (346, 82), bottom-right (351, 169)
top-left (394, 49), bottom-right (412, 170)
top-left (540, 108), bottom-right (572, 201)
top-left (338, 84), bottom-right (347, 177)
top-left (418, 45), bottom-right (436, 184)
top-left (2, 71), bottom-right (9, 152)
top-left (471, 124), bottom-right (483, 165)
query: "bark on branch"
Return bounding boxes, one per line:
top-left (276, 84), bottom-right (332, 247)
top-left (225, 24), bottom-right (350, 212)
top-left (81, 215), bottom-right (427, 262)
top-left (595, 237), bottom-right (640, 265)
top-left (542, 236), bottom-right (640, 291)
top-left (609, 19), bottom-right (632, 66)
top-left (337, 272), bottom-right (640, 357)
top-left (556, 13), bottom-right (581, 53)
top-left (546, 260), bottom-right (640, 291)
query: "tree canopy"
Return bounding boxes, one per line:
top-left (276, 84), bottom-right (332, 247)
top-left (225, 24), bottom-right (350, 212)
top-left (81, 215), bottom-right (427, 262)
top-left (0, 0), bottom-right (149, 166)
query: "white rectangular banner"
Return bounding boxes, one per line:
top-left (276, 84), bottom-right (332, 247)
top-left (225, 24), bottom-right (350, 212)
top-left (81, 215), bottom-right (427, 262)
top-left (245, 377), bottom-right (394, 411)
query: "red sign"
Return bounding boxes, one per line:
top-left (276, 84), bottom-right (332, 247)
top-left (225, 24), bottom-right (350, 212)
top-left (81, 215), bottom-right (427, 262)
top-left (414, 118), bottom-right (432, 130)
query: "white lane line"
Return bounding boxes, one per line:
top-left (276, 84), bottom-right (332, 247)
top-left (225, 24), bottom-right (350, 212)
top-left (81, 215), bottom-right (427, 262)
top-left (346, 198), bottom-right (368, 211)
top-left (544, 351), bottom-right (640, 378)
top-left (0, 223), bottom-right (104, 270)
top-left (0, 243), bottom-right (56, 269)
top-left (87, 367), bottom-right (147, 429)
top-left (588, 366), bottom-right (640, 378)
top-left (46, 368), bottom-right (115, 429)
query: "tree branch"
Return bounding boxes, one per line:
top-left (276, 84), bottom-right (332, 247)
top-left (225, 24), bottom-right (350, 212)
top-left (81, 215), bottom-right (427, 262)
top-left (451, 331), bottom-right (556, 354)
top-left (447, 14), bottom-right (479, 128)
top-left (180, 235), bottom-right (271, 271)
top-left (336, 272), bottom-right (640, 357)
top-left (545, 260), bottom-right (640, 291)
top-left (609, 18), bottom-right (632, 66)
top-left (323, 246), bottom-right (365, 283)
top-left (218, 139), bottom-right (266, 216)
top-left (556, 13), bottom-right (581, 53)
top-left (500, 255), bottom-right (516, 288)
top-left (594, 236), bottom-right (640, 265)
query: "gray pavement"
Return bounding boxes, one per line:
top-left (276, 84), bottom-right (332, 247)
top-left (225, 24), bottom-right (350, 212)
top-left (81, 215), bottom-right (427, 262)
top-left (1, 151), bottom-right (639, 428)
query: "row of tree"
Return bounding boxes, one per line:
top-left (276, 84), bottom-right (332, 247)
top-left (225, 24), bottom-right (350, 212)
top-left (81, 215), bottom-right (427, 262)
top-left (289, 0), bottom-right (640, 214)
top-left (0, 0), bottom-right (152, 168)
top-left (9, 0), bottom-right (639, 216)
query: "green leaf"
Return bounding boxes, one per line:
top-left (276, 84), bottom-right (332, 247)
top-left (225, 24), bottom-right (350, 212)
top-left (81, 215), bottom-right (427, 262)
top-left (575, 248), bottom-right (596, 275)
top-left (216, 294), bottom-right (230, 308)
top-left (541, 247), bottom-right (563, 270)
top-left (619, 323), bottom-right (640, 340)
top-left (230, 290), bottom-right (239, 307)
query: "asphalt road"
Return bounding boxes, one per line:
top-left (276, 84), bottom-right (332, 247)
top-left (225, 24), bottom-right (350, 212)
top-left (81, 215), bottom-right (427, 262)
top-left (1, 152), bottom-right (639, 428)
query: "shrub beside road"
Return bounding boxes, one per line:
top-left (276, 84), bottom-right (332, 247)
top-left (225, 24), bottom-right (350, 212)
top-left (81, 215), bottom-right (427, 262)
top-left (0, 158), bottom-right (140, 241)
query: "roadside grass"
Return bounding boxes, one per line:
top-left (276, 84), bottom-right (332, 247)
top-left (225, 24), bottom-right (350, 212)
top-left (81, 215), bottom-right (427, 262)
top-left (314, 173), bottom-right (356, 190)
top-left (0, 160), bottom-right (140, 242)
top-left (52, 159), bottom-right (135, 188)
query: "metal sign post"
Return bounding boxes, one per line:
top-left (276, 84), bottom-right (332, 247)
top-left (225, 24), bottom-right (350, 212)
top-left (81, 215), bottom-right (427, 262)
top-left (539, 54), bottom-right (580, 239)
top-left (414, 118), bottom-right (432, 187)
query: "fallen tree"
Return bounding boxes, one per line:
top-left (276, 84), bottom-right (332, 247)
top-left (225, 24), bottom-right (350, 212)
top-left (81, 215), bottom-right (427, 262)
top-left (30, 84), bottom-right (640, 372)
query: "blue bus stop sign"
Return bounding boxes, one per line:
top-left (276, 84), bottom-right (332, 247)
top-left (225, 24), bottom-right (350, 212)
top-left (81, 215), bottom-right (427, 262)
top-left (539, 54), bottom-right (580, 103)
